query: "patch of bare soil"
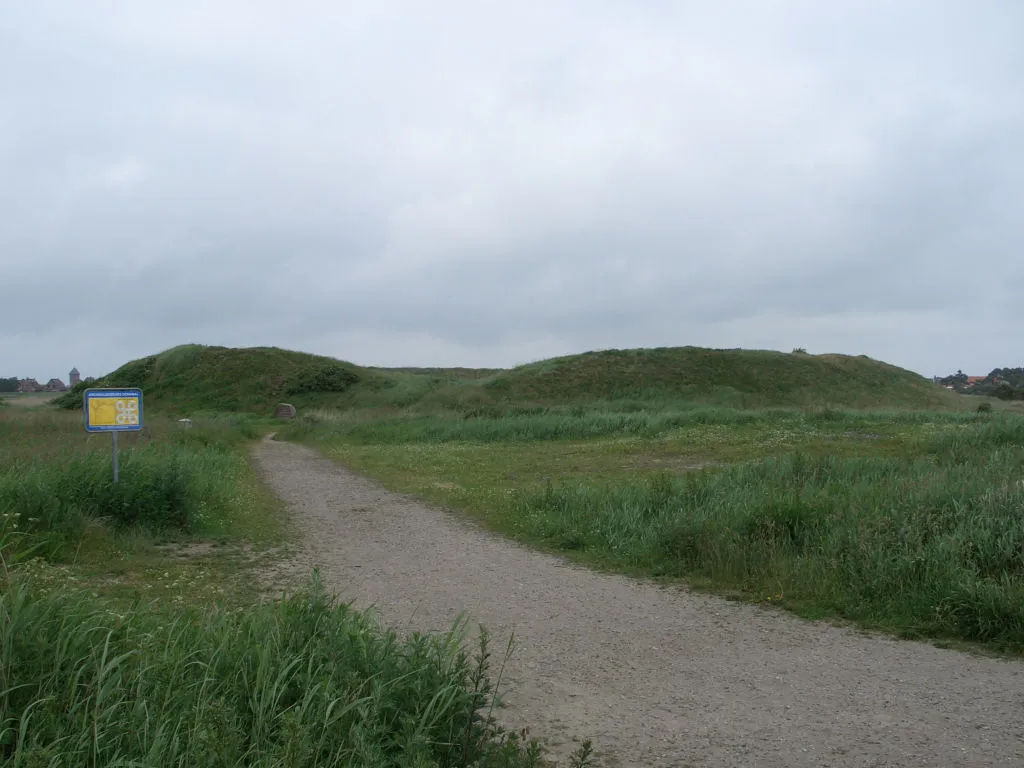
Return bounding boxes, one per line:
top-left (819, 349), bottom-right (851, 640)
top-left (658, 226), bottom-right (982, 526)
top-left (254, 439), bottom-right (1024, 767)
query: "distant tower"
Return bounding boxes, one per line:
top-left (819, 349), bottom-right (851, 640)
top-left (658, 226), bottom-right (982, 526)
top-left (69, 367), bottom-right (81, 386)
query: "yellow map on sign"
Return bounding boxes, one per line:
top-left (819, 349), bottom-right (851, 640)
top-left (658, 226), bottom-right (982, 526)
top-left (88, 397), bottom-right (140, 427)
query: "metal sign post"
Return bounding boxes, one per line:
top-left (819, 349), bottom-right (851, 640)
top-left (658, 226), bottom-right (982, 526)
top-left (84, 388), bottom-right (144, 484)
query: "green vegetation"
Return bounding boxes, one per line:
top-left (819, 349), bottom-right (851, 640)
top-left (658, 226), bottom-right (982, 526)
top-left (54, 343), bottom-right (955, 416)
top-left (9, 340), bottom-right (1019, 759)
top-left (480, 347), bottom-right (952, 408)
top-left (1, 578), bottom-right (550, 767)
top-left (35, 341), bottom-right (1020, 652)
top-left (284, 405), bottom-right (1024, 652)
top-left (1, 410), bottom-right (564, 766)
top-left (287, 403), bottom-right (977, 446)
top-left (53, 345), bottom-right (372, 415)
top-left (0, 412), bottom-right (274, 565)
top-left (509, 420), bottom-right (1024, 648)
top-left (938, 367), bottom-right (1024, 400)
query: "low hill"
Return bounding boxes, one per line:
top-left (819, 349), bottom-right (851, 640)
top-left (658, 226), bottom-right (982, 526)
top-left (54, 344), bottom-right (954, 415)
top-left (480, 347), bottom-right (952, 409)
top-left (54, 345), bottom-right (376, 414)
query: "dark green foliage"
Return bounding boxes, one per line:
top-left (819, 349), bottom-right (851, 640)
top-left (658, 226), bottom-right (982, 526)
top-left (0, 377), bottom-right (17, 393)
top-left (742, 496), bottom-right (818, 550)
top-left (995, 382), bottom-right (1021, 401)
top-left (287, 364), bottom-right (360, 395)
top-left (0, 579), bottom-right (546, 767)
top-left (51, 380), bottom-right (88, 409)
top-left (941, 367), bottom-right (1024, 400)
top-left (937, 370), bottom-right (969, 389)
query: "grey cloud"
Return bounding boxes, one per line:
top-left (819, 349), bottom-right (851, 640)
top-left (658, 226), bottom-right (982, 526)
top-left (2, 1), bottom-right (1022, 381)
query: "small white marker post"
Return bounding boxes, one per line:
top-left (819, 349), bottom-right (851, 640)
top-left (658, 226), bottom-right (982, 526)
top-left (84, 389), bottom-right (143, 484)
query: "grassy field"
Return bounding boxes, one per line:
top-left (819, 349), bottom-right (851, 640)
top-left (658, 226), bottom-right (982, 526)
top-left (0, 392), bottom-right (58, 408)
top-left (0, 409), bottom-right (571, 767)
top-left (281, 404), bottom-right (1024, 652)
top-left (12, 341), bottom-right (1019, 759)
top-left (0, 410), bottom-right (285, 595)
top-left (7, 340), bottom-right (1020, 763)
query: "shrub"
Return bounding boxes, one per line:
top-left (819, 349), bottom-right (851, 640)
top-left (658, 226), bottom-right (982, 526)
top-left (996, 383), bottom-right (1016, 401)
top-left (51, 380), bottom-right (89, 410)
top-left (287, 364), bottom-right (360, 395)
top-left (977, 401), bottom-right (993, 413)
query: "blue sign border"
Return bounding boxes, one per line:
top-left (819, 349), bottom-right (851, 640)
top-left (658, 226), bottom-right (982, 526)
top-left (84, 388), bottom-right (144, 433)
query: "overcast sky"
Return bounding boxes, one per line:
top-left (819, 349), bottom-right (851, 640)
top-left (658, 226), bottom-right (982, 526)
top-left (2, 1), bottom-right (1021, 382)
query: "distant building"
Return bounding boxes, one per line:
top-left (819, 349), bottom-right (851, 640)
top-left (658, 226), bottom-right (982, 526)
top-left (69, 367), bottom-right (81, 386)
top-left (44, 378), bottom-right (67, 392)
top-left (17, 378), bottom-right (41, 393)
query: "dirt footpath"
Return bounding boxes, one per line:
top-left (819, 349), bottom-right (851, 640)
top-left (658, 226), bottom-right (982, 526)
top-left (254, 439), bottom-right (1024, 768)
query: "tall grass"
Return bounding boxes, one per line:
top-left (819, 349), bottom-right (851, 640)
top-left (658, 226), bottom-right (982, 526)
top-left (0, 411), bottom-right (575, 766)
top-left (0, 576), bottom-right (547, 767)
top-left (0, 414), bottom-right (266, 560)
top-left (281, 405), bottom-right (983, 445)
top-left (283, 404), bottom-right (1024, 646)
top-left (1, 443), bottom-right (243, 543)
top-left (510, 416), bottom-right (1024, 648)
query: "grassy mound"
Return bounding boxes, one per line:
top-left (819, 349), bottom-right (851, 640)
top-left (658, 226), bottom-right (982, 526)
top-left (55, 344), bottom-right (952, 415)
top-left (481, 347), bottom-right (950, 409)
top-left (53, 345), bottom-right (374, 415)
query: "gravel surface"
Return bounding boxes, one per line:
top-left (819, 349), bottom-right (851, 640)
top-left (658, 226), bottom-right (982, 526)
top-left (255, 438), bottom-right (1024, 767)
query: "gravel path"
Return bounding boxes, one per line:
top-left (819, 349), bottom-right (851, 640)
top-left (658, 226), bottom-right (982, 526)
top-left (254, 439), bottom-right (1024, 767)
